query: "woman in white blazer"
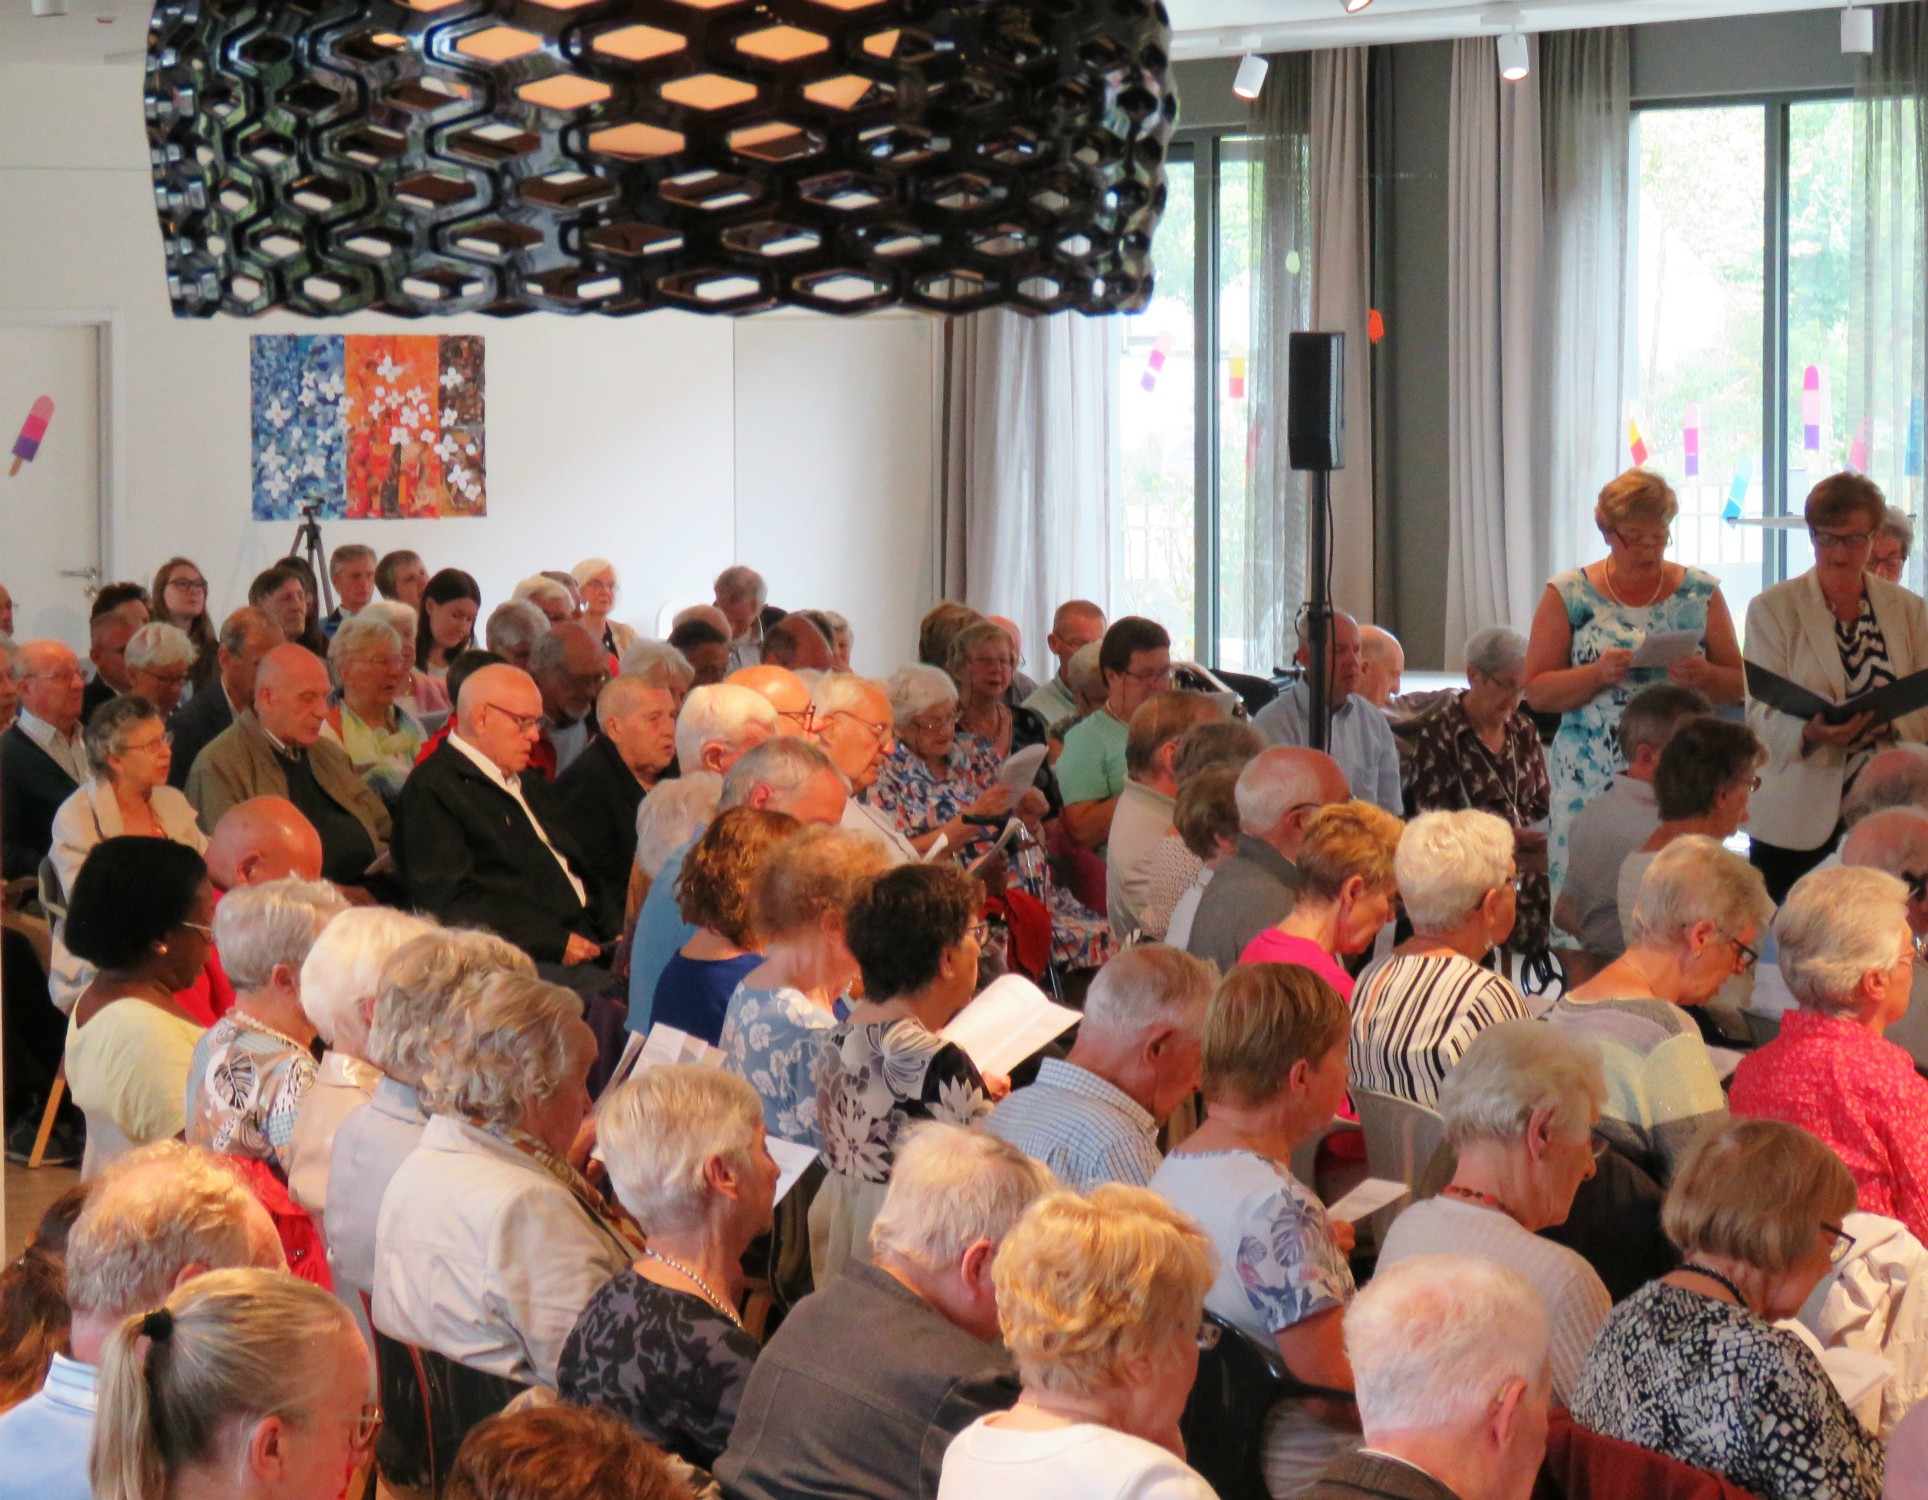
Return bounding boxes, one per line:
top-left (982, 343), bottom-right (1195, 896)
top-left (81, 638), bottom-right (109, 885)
top-left (1744, 473), bottom-right (1928, 900)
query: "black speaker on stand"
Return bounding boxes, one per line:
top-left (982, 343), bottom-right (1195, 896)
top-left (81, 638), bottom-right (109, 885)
top-left (1287, 331), bottom-right (1346, 754)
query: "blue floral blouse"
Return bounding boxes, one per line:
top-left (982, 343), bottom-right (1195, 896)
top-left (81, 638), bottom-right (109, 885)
top-left (719, 982), bottom-right (843, 1149)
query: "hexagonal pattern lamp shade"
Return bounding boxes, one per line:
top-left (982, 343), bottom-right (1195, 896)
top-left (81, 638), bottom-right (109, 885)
top-left (143, 0), bottom-right (1176, 317)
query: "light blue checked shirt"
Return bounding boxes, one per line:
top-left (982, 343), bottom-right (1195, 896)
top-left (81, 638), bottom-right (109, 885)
top-left (986, 1058), bottom-right (1161, 1190)
top-left (0, 1353), bottom-right (96, 1500)
top-left (1251, 679), bottom-right (1404, 816)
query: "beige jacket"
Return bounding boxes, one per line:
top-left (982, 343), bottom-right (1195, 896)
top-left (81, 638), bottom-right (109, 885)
top-left (1744, 570), bottom-right (1928, 851)
top-left (184, 710), bottom-right (391, 852)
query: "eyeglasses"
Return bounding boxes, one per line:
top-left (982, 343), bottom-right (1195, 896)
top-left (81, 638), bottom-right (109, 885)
top-left (344, 1401), bottom-right (384, 1456)
top-left (139, 669), bottom-right (189, 688)
top-left (565, 668), bottom-right (612, 690)
top-left (822, 710), bottom-right (893, 746)
top-left (120, 732), bottom-right (173, 754)
top-left (181, 921), bottom-right (214, 937)
top-left (22, 667), bottom-right (84, 684)
top-left (481, 702), bottom-right (543, 734)
top-left (1589, 1130), bottom-right (1612, 1160)
top-left (970, 654), bottom-right (1018, 672)
top-left (1811, 528), bottom-right (1874, 552)
top-left (1125, 664), bottom-right (1174, 685)
top-left (778, 706), bottom-right (817, 733)
top-left (1821, 1221), bottom-right (1857, 1266)
top-left (165, 577), bottom-right (209, 594)
top-left (1608, 527), bottom-right (1671, 550)
top-left (907, 712), bottom-right (954, 735)
top-left (1726, 934), bottom-right (1761, 973)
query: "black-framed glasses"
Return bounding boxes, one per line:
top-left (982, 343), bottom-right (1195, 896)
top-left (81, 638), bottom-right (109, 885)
top-left (165, 576), bottom-right (209, 594)
top-left (481, 702), bottom-right (542, 734)
top-left (1811, 527), bottom-right (1874, 552)
top-left (1821, 1221), bottom-right (1857, 1266)
top-left (1726, 934), bottom-right (1761, 973)
top-left (1607, 527), bottom-right (1671, 550)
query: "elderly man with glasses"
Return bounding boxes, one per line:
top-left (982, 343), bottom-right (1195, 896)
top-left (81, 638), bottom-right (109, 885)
top-left (395, 663), bottom-right (612, 968)
top-left (1254, 607), bottom-right (1404, 818)
top-left (1057, 615), bottom-right (1174, 853)
top-left (528, 621), bottom-right (611, 779)
top-left (2, 639), bottom-right (89, 879)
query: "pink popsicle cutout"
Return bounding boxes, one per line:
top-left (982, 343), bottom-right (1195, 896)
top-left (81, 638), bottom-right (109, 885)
top-left (9, 396), bottom-right (53, 477)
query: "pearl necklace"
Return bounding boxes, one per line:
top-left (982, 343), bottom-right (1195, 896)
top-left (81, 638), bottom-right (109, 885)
top-left (228, 1009), bottom-right (313, 1055)
top-left (1603, 556), bottom-right (1664, 609)
top-left (643, 1248), bottom-right (745, 1331)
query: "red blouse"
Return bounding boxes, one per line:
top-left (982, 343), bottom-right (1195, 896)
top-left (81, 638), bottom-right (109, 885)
top-left (1730, 1008), bottom-right (1928, 1241)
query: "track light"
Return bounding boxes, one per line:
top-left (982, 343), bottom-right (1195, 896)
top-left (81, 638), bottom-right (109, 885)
top-left (1233, 51), bottom-right (1269, 99)
top-left (1842, 6), bottom-right (1874, 54)
top-left (1496, 30), bottom-right (1530, 81)
top-left (1344, 0), bottom-right (1373, 12)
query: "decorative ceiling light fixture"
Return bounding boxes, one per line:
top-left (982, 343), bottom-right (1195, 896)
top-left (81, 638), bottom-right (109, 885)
top-left (1232, 43), bottom-right (1267, 99)
top-left (1842, 6), bottom-right (1874, 54)
top-left (144, 0), bottom-right (1175, 317)
top-left (1496, 29), bottom-right (1530, 81)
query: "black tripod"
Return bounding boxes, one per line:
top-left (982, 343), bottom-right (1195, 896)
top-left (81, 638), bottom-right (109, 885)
top-left (288, 499), bottom-right (336, 614)
top-left (1287, 332), bottom-right (1346, 753)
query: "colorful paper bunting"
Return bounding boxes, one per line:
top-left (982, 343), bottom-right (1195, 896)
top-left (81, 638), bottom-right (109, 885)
top-left (1140, 330), bottom-right (1173, 393)
top-left (1849, 420), bottom-right (1869, 474)
top-left (1228, 354), bottom-right (1246, 400)
top-left (1909, 399), bottom-right (1923, 479)
top-left (1367, 310), bottom-right (1385, 344)
top-left (1683, 403), bottom-right (1699, 478)
top-left (1628, 418), bottom-right (1649, 467)
top-left (1802, 365), bottom-right (1821, 451)
top-left (1722, 454), bottom-right (1752, 523)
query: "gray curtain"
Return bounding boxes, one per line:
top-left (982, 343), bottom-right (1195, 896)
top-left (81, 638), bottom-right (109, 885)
top-left (1851, 0), bottom-right (1928, 585)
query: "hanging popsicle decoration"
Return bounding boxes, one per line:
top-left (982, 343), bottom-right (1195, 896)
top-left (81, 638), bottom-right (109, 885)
top-left (1849, 419), bottom-right (1869, 474)
top-left (1802, 366), bottom-right (1822, 455)
top-left (1722, 455), bottom-right (1752, 523)
top-left (1227, 338), bottom-right (1246, 401)
top-left (1910, 399), bottom-right (1924, 479)
top-left (1683, 404), bottom-right (1700, 478)
top-left (1628, 418), bottom-right (1649, 466)
top-left (9, 396), bottom-right (53, 477)
top-left (1140, 331), bottom-right (1174, 393)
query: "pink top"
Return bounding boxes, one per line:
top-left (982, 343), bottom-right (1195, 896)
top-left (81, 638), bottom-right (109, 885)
top-left (1237, 929), bottom-right (1355, 1001)
top-left (1730, 1009), bottom-right (1928, 1243)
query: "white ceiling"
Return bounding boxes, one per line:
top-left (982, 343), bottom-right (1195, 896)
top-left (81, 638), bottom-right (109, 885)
top-left (0, 0), bottom-right (1893, 66)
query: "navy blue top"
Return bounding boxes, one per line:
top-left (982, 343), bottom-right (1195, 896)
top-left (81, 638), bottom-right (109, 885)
top-left (652, 952), bottom-right (765, 1047)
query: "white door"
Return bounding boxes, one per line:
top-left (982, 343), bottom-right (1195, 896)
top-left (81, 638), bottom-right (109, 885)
top-left (0, 323), bottom-right (102, 649)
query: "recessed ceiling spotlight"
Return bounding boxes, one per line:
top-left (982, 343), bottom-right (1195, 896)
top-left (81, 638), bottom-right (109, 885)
top-left (1842, 6), bottom-right (1874, 54)
top-left (1497, 30), bottom-right (1530, 81)
top-left (1233, 51), bottom-right (1269, 99)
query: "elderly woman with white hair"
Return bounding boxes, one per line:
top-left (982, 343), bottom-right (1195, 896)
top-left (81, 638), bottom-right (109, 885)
top-left (559, 1066), bottom-right (777, 1467)
top-left (938, 1185), bottom-right (1218, 1500)
top-left (573, 557), bottom-right (639, 663)
top-left (359, 597), bottom-right (452, 720)
top-left (375, 972), bottom-right (638, 1387)
top-left (621, 637), bottom-right (698, 711)
top-left (185, 878), bottom-right (346, 1176)
top-left (320, 614), bottom-right (423, 804)
top-left (1732, 864), bottom-right (1928, 1243)
top-left (50, 695), bottom-right (205, 900)
top-left (513, 573), bottom-right (576, 625)
top-left (1553, 836), bottom-right (1771, 1182)
top-left (1573, 1118), bottom-right (1882, 1500)
top-left (1405, 627), bottom-right (1552, 954)
top-left (324, 928), bottom-right (533, 1301)
top-left (123, 621), bottom-right (197, 720)
top-left (1350, 810), bottom-right (1531, 1107)
top-left (1377, 1021), bottom-right (1610, 1405)
top-left (282, 906), bottom-right (438, 1228)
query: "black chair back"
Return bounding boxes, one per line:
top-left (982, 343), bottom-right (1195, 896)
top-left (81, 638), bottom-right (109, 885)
top-left (1179, 1311), bottom-right (1352, 1500)
top-left (1539, 1143), bottom-right (1677, 1303)
top-left (372, 1331), bottom-right (528, 1499)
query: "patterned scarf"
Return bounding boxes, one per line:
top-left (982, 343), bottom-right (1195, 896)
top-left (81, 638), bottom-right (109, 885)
top-left (471, 1117), bottom-right (646, 1257)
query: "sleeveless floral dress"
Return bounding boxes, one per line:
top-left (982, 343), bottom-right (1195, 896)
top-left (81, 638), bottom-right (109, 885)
top-left (1548, 565), bottom-right (1719, 897)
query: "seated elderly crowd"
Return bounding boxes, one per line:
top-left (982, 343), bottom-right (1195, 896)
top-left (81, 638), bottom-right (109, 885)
top-left (1, 513), bottom-right (1925, 1500)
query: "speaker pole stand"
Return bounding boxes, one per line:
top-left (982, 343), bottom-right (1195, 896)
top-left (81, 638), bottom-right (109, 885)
top-left (1306, 466), bottom-right (1332, 754)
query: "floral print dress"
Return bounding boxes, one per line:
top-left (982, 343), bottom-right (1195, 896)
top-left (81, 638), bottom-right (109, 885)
top-left (184, 1014), bottom-right (317, 1177)
top-left (861, 737), bottom-right (1112, 971)
top-left (719, 982), bottom-right (842, 1150)
top-left (1546, 566), bottom-right (1719, 894)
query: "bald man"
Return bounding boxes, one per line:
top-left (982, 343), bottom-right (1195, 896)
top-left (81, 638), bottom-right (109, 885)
top-left (1024, 600), bottom-right (1107, 723)
top-left (730, 663), bottom-right (815, 735)
top-left (396, 663), bottom-right (610, 966)
top-left (1253, 610), bottom-right (1403, 816)
top-left (554, 674), bottom-right (677, 902)
top-left (185, 644), bottom-right (390, 888)
top-left (1357, 625), bottom-right (1405, 710)
top-left (2, 639), bottom-right (88, 879)
top-left (1186, 746), bottom-right (1350, 971)
top-left (205, 796), bottom-right (325, 890)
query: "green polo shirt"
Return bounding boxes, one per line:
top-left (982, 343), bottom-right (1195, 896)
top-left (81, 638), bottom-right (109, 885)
top-left (1055, 707), bottom-right (1128, 805)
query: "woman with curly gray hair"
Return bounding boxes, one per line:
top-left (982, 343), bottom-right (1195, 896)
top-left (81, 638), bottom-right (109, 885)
top-left (371, 972), bottom-right (639, 1387)
top-left (49, 694), bottom-right (205, 901)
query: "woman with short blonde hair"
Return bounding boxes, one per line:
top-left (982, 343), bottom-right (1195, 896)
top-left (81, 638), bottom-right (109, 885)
top-left (1241, 800), bottom-right (1403, 997)
top-left (573, 557), bottom-right (638, 662)
top-left (322, 614), bottom-right (423, 804)
top-left (939, 1185), bottom-right (1218, 1500)
top-left (1554, 835), bottom-right (1769, 1183)
top-left (1573, 1119), bottom-right (1881, 1500)
top-left (1732, 864), bottom-right (1928, 1243)
top-left (91, 1267), bottom-right (372, 1500)
top-left (1151, 965), bottom-right (1360, 1497)
top-left (1526, 467), bottom-right (1744, 901)
top-left (721, 826), bottom-right (893, 1147)
top-left (560, 1065), bottom-right (776, 1469)
top-left (375, 973), bottom-right (637, 1387)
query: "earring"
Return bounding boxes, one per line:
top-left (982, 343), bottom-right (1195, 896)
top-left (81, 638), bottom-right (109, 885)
top-left (156, 943), bottom-right (168, 956)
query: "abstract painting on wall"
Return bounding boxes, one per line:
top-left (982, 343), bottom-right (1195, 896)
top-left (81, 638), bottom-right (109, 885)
top-left (250, 334), bottom-right (485, 520)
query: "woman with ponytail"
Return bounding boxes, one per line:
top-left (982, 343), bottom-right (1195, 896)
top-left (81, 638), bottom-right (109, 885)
top-left (91, 1267), bottom-right (373, 1500)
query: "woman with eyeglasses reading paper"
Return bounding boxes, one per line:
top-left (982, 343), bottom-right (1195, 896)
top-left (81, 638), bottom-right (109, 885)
top-left (1743, 473), bottom-right (1928, 900)
top-left (1525, 469), bottom-right (1744, 903)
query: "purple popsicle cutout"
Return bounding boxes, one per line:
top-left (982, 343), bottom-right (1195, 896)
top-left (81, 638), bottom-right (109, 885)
top-left (9, 396), bottom-right (53, 477)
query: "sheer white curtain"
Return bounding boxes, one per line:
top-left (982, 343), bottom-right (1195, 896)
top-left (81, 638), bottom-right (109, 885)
top-left (1851, 2), bottom-right (1927, 581)
top-left (1444, 36), bottom-right (1543, 658)
top-left (937, 311), bottom-right (1120, 657)
top-left (1238, 48), bottom-right (1372, 674)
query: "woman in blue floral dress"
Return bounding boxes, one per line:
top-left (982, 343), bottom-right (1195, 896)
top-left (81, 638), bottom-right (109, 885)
top-left (863, 665), bottom-right (1111, 972)
top-left (1525, 470), bottom-right (1744, 905)
top-left (810, 864), bottom-right (999, 1282)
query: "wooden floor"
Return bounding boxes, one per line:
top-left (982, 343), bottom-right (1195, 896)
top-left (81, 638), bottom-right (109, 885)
top-left (5, 1160), bottom-right (84, 1261)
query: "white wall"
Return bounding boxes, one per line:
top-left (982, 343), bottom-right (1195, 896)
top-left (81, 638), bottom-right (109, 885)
top-left (0, 65), bottom-right (938, 678)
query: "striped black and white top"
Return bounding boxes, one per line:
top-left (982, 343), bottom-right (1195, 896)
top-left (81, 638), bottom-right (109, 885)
top-left (1836, 589), bottom-right (1895, 788)
top-left (1348, 952), bottom-right (1530, 1107)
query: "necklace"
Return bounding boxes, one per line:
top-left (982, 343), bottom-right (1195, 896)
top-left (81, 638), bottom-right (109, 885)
top-left (1603, 556), bottom-right (1665, 609)
top-left (642, 1248), bottom-right (745, 1330)
top-left (1441, 1183), bottom-right (1525, 1226)
top-left (228, 1009), bottom-right (314, 1055)
top-left (1676, 1262), bottom-right (1751, 1311)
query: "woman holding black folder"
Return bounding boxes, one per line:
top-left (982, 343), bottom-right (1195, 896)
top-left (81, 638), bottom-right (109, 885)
top-left (1744, 473), bottom-right (1928, 900)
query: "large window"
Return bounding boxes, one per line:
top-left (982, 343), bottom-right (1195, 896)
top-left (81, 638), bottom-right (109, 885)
top-left (1628, 97), bottom-right (1854, 624)
top-left (1114, 136), bottom-right (1258, 667)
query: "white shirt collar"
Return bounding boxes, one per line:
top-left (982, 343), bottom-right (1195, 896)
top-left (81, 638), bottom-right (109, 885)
top-left (18, 707), bottom-right (80, 746)
top-left (448, 729), bottom-right (519, 791)
top-left (446, 732), bottom-right (587, 906)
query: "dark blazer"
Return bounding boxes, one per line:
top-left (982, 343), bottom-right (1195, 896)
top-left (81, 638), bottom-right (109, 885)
top-left (166, 684), bottom-right (235, 790)
top-left (395, 740), bottom-right (611, 964)
top-left (79, 674), bottom-right (117, 726)
top-left (1301, 1452), bottom-right (1465, 1500)
top-left (551, 733), bottom-right (646, 908)
top-left (1, 726), bottom-right (81, 881)
top-left (716, 1261), bottom-right (1018, 1500)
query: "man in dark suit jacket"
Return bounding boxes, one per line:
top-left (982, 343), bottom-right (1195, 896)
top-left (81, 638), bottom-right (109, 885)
top-left (1, 640), bottom-right (88, 881)
top-left (553, 674), bottom-right (676, 907)
top-left (396, 663), bottom-right (612, 966)
top-left (1299, 1258), bottom-right (1550, 1500)
top-left (168, 606), bottom-right (283, 790)
top-left (80, 607), bottom-right (141, 724)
